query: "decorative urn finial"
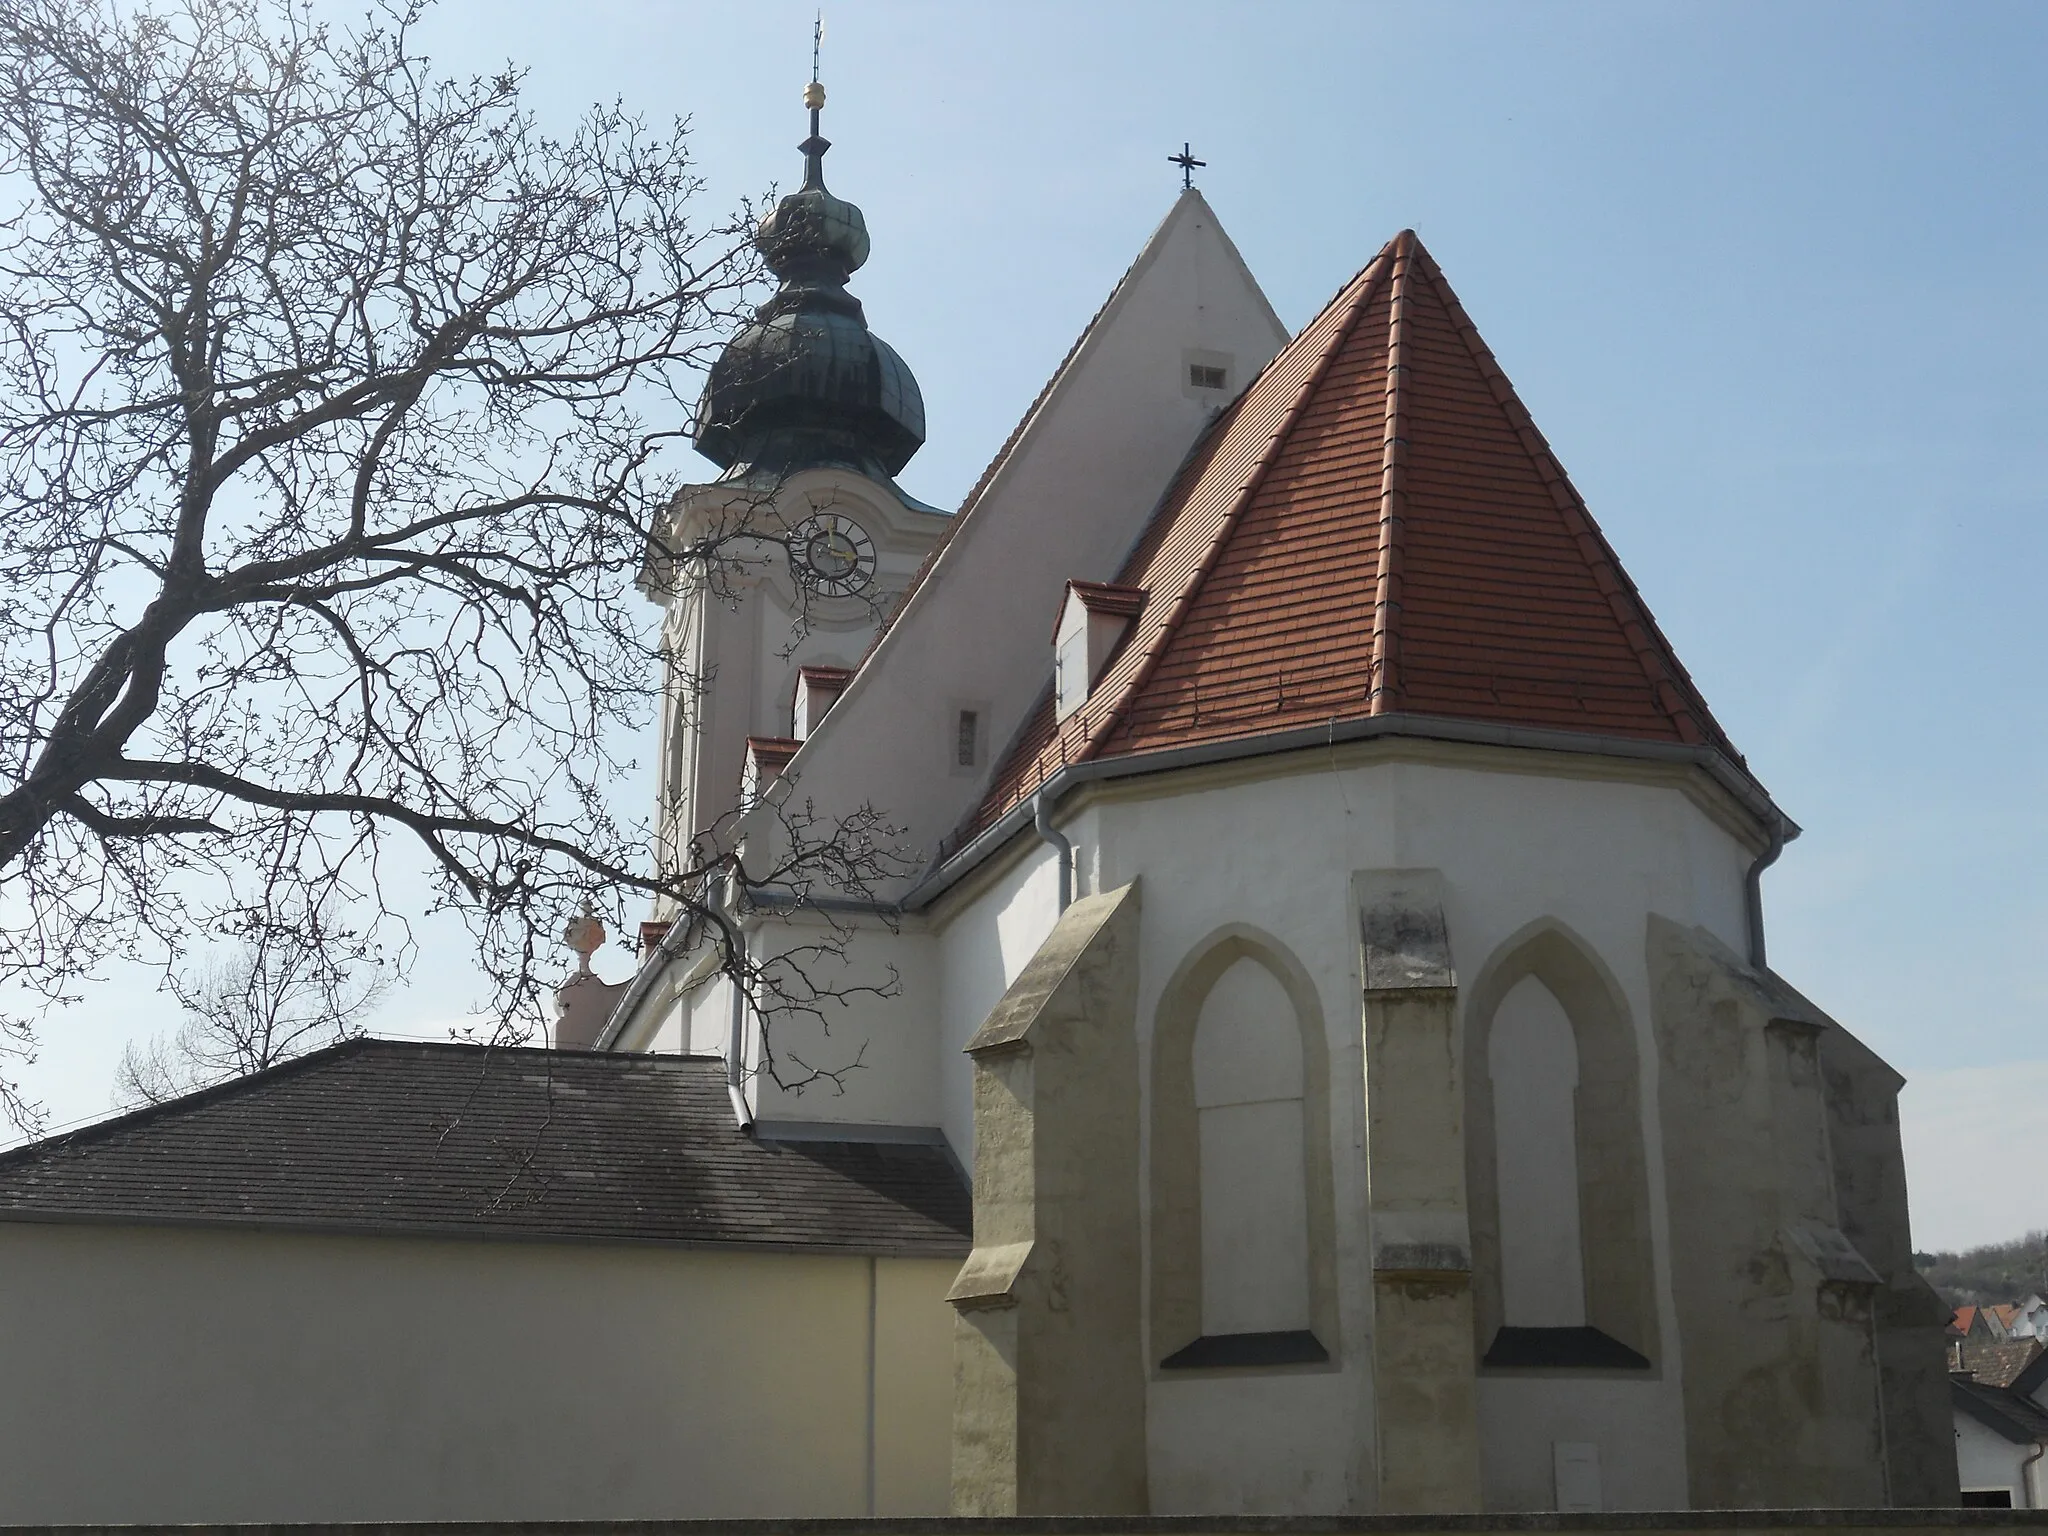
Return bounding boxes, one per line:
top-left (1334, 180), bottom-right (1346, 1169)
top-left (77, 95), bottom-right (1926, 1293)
top-left (563, 900), bottom-right (605, 978)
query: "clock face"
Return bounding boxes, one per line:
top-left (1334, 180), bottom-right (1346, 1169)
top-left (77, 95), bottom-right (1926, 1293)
top-left (792, 513), bottom-right (875, 598)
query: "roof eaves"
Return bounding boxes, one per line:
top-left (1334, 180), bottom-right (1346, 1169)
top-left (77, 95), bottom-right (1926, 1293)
top-left (1953, 1376), bottom-right (2048, 1445)
top-left (2013, 1342), bottom-right (2048, 1400)
top-left (922, 708), bottom-right (1788, 915)
top-left (0, 1201), bottom-right (972, 1259)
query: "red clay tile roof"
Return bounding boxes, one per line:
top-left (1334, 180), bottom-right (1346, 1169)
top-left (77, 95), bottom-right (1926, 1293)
top-left (970, 230), bottom-right (1741, 839)
top-left (1956, 1305), bottom-right (1983, 1336)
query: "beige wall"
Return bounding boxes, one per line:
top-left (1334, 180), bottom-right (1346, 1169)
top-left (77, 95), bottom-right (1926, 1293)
top-left (0, 1221), bottom-right (956, 1525)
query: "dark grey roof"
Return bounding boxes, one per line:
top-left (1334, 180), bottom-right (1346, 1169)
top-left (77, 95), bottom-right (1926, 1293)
top-left (0, 1040), bottom-right (969, 1256)
top-left (692, 106), bottom-right (924, 482)
top-left (1953, 1373), bottom-right (2048, 1445)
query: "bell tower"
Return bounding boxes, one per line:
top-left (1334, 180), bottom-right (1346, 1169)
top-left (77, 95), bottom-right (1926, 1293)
top-left (640, 67), bottom-right (948, 889)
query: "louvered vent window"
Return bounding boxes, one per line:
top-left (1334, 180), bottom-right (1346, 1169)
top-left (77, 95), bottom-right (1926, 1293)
top-left (1189, 363), bottom-right (1227, 391)
top-left (956, 710), bottom-right (979, 767)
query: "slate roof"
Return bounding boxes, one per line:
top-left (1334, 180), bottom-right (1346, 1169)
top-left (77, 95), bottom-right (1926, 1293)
top-left (972, 229), bottom-right (1745, 839)
top-left (1953, 1373), bottom-right (2048, 1445)
top-left (0, 1040), bottom-right (969, 1256)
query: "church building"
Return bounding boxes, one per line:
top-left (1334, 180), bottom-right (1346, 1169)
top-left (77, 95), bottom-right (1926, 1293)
top-left (0, 78), bottom-right (1956, 1524)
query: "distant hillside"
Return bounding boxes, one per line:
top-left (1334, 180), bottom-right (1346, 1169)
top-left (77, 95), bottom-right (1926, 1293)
top-left (1916, 1230), bottom-right (2048, 1308)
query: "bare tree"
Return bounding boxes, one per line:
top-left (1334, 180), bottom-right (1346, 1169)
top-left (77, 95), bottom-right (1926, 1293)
top-left (114, 907), bottom-right (387, 1107)
top-left (0, 0), bottom-right (904, 1131)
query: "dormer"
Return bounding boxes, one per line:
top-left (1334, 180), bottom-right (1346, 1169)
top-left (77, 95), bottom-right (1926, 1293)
top-left (1054, 581), bottom-right (1146, 719)
top-left (742, 736), bottom-right (800, 801)
top-left (793, 665), bottom-right (853, 740)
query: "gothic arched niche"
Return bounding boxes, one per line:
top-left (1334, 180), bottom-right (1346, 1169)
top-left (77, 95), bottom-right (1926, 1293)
top-left (1151, 926), bottom-right (1337, 1372)
top-left (1465, 921), bottom-right (1657, 1372)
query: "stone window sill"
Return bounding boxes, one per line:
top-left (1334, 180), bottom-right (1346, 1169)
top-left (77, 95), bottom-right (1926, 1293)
top-left (1482, 1325), bottom-right (1650, 1370)
top-left (1159, 1330), bottom-right (1329, 1370)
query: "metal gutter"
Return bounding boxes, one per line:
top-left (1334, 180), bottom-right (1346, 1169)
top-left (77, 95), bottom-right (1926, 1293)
top-left (907, 712), bottom-right (1796, 913)
top-left (741, 887), bottom-right (904, 916)
top-left (710, 868), bottom-right (754, 1130)
top-left (1745, 816), bottom-right (1789, 972)
top-left (1034, 788), bottom-right (1075, 912)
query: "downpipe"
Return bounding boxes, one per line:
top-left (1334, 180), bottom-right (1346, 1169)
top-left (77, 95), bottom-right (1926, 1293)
top-left (1744, 815), bottom-right (1786, 972)
top-left (1033, 788), bottom-right (1073, 913)
top-left (709, 865), bottom-right (754, 1131)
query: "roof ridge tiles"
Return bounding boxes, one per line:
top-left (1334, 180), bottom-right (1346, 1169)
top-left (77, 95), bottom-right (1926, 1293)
top-left (1368, 230), bottom-right (1418, 714)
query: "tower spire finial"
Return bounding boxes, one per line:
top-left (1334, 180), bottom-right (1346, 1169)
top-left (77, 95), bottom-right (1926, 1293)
top-left (1169, 142), bottom-right (1206, 191)
top-left (799, 11), bottom-right (829, 188)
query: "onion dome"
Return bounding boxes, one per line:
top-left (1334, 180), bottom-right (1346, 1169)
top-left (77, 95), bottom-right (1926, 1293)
top-left (694, 80), bottom-right (926, 482)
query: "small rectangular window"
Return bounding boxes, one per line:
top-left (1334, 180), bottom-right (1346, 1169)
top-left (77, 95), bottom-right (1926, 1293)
top-left (956, 709), bottom-right (979, 767)
top-left (1189, 363), bottom-right (1227, 391)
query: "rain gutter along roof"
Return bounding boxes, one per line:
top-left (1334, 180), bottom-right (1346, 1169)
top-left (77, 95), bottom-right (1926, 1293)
top-left (904, 711), bottom-right (1794, 915)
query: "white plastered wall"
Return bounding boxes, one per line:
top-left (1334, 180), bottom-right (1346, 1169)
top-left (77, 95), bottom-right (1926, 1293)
top-left (614, 916), bottom-right (942, 1132)
top-left (0, 1221), bottom-right (957, 1524)
top-left (933, 838), bottom-right (1063, 1169)
top-left (1955, 1412), bottom-right (2034, 1506)
top-left (741, 915), bottom-right (942, 1129)
top-left (930, 745), bottom-right (1757, 1512)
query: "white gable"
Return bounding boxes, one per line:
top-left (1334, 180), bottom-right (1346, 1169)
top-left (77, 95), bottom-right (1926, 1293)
top-left (767, 191), bottom-right (1289, 885)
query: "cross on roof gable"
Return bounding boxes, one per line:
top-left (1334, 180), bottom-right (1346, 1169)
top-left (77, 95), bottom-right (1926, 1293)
top-left (972, 230), bottom-right (1744, 839)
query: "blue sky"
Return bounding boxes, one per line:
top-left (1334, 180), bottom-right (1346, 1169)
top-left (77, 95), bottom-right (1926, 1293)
top-left (17, 1), bottom-right (2046, 1249)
